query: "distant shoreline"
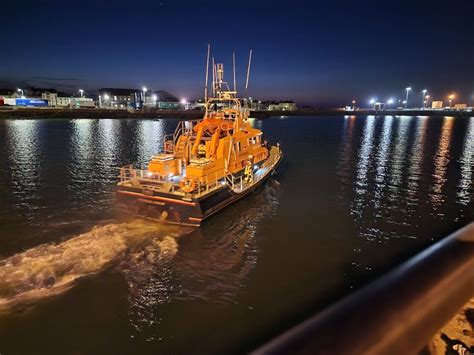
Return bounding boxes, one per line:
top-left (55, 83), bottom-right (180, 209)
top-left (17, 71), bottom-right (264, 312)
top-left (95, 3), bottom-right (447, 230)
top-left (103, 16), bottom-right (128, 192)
top-left (0, 107), bottom-right (472, 119)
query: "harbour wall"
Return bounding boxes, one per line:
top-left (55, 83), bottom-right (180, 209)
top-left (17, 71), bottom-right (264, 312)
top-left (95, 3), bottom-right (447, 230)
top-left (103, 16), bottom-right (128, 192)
top-left (0, 107), bottom-right (472, 119)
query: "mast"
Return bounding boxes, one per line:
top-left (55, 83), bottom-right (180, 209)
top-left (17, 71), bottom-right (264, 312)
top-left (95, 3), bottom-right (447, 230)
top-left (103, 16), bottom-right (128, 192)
top-left (204, 44), bottom-right (210, 103)
top-left (245, 49), bottom-right (253, 91)
top-left (233, 52), bottom-right (236, 93)
top-left (212, 57), bottom-right (215, 97)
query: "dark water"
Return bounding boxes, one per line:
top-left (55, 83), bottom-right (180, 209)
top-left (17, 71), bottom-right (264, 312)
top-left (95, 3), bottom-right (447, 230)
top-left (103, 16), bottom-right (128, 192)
top-left (0, 115), bottom-right (472, 353)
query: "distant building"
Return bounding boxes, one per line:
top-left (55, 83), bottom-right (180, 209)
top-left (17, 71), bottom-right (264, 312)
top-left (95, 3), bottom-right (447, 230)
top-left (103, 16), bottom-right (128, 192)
top-left (27, 87), bottom-right (57, 98)
top-left (432, 101), bottom-right (443, 109)
top-left (372, 102), bottom-right (385, 110)
top-left (189, 99), bottom-right (206, 110)
top-left (42, 92), bottom-right (58, 107)
top-left (152, 90), bottom-right (183, 110)
top-left (57, 96), bottom-right (72, 107)
top-left (454, 104), bottom-right (467, 110)
top-left (98, 88), bottom-right (141, 109)
top-left (261, 100), bottom-right (297, 111)
top-left (54, 96), bottom-right (94, 108)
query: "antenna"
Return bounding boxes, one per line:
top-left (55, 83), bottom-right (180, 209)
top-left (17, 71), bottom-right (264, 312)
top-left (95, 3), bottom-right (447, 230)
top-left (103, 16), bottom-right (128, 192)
top-left (233, 52), bottom-right (236, 92)
top-left (205, 44), bottom-right (210, 102)
top-left (245, 49), bottom-right (253, 91)
top-left (212, 57), bottom-right (215, 97)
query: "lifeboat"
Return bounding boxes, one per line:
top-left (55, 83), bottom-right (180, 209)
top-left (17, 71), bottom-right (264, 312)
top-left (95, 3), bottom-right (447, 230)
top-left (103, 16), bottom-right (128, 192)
top-left (117, 50), bottom-right (282, 227)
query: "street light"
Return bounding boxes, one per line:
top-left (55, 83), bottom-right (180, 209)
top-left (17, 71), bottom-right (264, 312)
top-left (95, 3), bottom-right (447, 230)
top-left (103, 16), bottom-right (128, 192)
top-left (99, 93), bottom-right (109, 108)
top-left (422, 89), bottom-right (427, 109)
top-left (405, 87), bottom-right (412, 109)
top-left (180, 98), bottom-right (188, 110)
top-left (17, 88), bottom-right (24, 98)
top-left (142, 87), bottom-right (147, 102)
top-left (352, 100), bottom-right (356, 110)
top-left (387, 98), bottom-right (395, 108)
top-left (448, 94), bottom-right (455, 108)
top-left (369, 98), bottom-right (376, 110)
top-left (79, 89), bottom-right (84, 98)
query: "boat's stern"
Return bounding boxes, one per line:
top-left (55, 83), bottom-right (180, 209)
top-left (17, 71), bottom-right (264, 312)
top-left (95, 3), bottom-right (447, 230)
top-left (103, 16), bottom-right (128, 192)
top-left (116, 165), bottom-right (204, 227)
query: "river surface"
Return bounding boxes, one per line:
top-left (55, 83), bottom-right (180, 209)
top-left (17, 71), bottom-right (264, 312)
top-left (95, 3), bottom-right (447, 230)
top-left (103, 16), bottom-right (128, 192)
top-left (0, 115), bottom-right (472, 353)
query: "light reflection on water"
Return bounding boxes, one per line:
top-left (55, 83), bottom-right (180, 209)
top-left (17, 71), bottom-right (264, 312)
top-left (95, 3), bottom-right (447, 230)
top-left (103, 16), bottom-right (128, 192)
top-left (351, 115), bottom-right (375, 223)
top-left (458, 117), bottom-right (474, 205)
top-left (0, 116), bottom-right (472, 354)
top-left (337, 115), bottom-right (472, 243)
top-left (389, 115), bottom-right (412, 191)
top-left (5, 120), bottom-right (41, 220)
top-left (136, 119), bottom-right (165, 164)
top-left (407, 116), bottom-right (428, 202)
top-left (124, 181), bottom-right (279, 337)
top-left (431, 116), bottom-right (454, 208)
top-left (373, 115), bottom-right (393, 211)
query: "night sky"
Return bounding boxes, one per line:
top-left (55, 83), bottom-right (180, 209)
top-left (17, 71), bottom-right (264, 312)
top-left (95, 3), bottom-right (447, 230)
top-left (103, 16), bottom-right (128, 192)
top-left (1, 0), bottom-right (473, 106)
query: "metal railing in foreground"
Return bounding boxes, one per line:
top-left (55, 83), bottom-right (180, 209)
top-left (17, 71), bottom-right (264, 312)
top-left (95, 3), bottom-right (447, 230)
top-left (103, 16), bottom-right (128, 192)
top-left (253, 223), bottom-right (474, 355)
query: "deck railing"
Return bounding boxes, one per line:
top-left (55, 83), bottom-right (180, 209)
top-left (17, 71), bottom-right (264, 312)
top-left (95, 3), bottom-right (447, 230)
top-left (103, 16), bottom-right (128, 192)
top-left (253, 222), bottom-right (474, 355)
top-left (119, 144), bottom-right (282, 196)
top-left (118, 164), bottom-right (176, 184)
top-left (225, 145), bottom-right (282, 192)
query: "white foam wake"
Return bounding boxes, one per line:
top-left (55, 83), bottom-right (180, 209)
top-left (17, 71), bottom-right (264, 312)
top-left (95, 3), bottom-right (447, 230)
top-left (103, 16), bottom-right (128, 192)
top-left (0, 220), bottom-right (185, 310)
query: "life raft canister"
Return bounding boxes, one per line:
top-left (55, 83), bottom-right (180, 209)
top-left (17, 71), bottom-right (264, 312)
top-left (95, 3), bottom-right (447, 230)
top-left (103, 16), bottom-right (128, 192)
top-left (180, 177), bottom-right (196, 193)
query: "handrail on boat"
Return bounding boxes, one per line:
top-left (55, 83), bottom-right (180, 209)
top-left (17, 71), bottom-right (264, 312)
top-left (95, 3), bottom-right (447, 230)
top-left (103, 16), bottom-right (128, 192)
top-left (225, 144), bottom-right (281, 192)
top-left (253, 222), bottom-right (474, 355)
top-left (119, 144), bottom-right (282, 195)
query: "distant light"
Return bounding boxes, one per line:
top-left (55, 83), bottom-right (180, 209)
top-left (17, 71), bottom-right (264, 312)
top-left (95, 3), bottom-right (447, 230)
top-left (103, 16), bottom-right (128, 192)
top-left (254, 164), bottom-right (258, 170)
top-left (352, 100), bottom-right (356, 104)
top-left (403, 100), bottom-right (407, 104)
top-left (422, 89), bottom-right (427, 94)
top-left (180, 98), bottom-right (187, 105)
top-left (406, 87), bottom-right (412, 91)
top-left (426, 95), bottom-right (430, 99)
top-left (221, 180), bottom-right (226, 186)
top-left (104, 94), bottom-right (109, 100)
top-left (147, 172), bottom-right (153, 177)
top-left (152, 94), bottom-right (157, 101)
top-left (387, 98), bottom-right (394, 104)
top-left (143, 87), bottom-right (147, 92)
top-left (369, 98), bottom-right (376, 104)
